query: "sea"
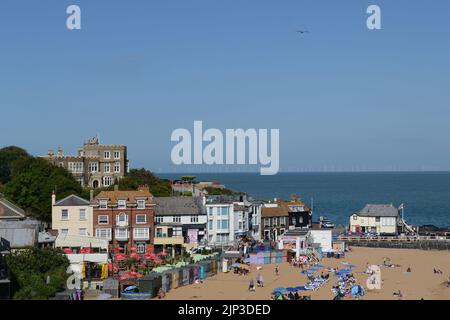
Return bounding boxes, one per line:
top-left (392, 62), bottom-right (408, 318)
top-left (158, 172), bottom-right (450, 228)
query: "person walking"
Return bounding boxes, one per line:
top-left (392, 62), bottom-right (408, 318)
top-left (275, 265), bottom-right (279, 277)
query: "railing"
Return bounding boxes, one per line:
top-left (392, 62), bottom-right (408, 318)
top-left (338, 235), bottom-right (450, 242)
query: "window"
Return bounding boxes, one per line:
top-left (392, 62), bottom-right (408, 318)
top-left (88, 162), bottom-right (98, 173)
top-left (191, 215), bottom-right (199, 223)
top-left (221, 220), bottom-right (229, 229)
top-left (137, 200), bottom-right (146, 209)
top-left (103, 176), bottom-right (112, 187)
top-left (221, 207), bottom-right (228, 216)
top-left (114, 151), bottom-right (120, 159)
top-left (264, 218), bottom-right (270, 227)
top-left (68, 162), bottom-right (83, 173)
top-left (98, 215), bottom-right (109, 224)
top-left (61, 229), bottom-right (69, 236)
top-left (79, 208), bottom-right (86, 220)
top-left (104, 163), bottom-right (111, 173)
top-left (208, 207), bottom-right (213, 216)
top-left (79, 228), bottom-right (87, 236)
top-left (118, 200), bottom-right (126, 209)
top-left (208, 220), bottom-right (213, 230)
top-left (155, 216), bottom-right (163, 223)
top-left (134, 228), bottom-right (149, 240)
top-left (99, 200), bottom-right (108, 209)
top-left (137, 243), bottom-right (145, 254)
top-left (96, 228), bottom-right (112, 240)
top-left (104, 151), bottom-right (110, 159)
top-left (353, 215), bottom-right (358, 220)
top-left (61, 209), bottom-right (69, 221)
top-left (375, 217), bottom-right (381, 222)
top-left (115, 228), bottom-right (128, 239)
top-left (173, 216), bottom-right (181, 223)
top-left (116, 213), bottom-right (128, 225)
top-left (136, 214), bottom-right (147, 224)
top-left (217, 220), bottom-right (221, 229)
top-left (114, 162), bottom-right (120, 173)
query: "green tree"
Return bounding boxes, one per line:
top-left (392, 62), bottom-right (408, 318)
top-left (0, 146), bottom-right (30, 184)
top-left (110, 168), bottom-right (172, 196)
top-left (3, 157), bottom-right (85, 222)
top-left (6, 247), bottom-right (70, 300)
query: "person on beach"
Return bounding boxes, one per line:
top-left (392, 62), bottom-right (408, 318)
top-left (447, 277), bottom-right (450, 287)
top-left (406, 267), bottom-right (412, 273)
top-left (275, 265), bottom-right (279, 277)
top-left (249, 279), bottom-right (255, 292)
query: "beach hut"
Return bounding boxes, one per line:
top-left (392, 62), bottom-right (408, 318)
top-left (102, 277), bottom-right (119, 299)
top-left (180, 267), bottom-right (190, 286)
top-left (161, 271), bottom-right (173, 293)
top-left (138, 274), bottom-right (162, 298)
top-left (168, 268), bottom-right (180, 289)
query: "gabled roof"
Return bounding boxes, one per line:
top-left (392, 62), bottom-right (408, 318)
top-left (54, 194), bottom-right (90, 207)
top-left (154, 197), bottom-right (205, 216)
top-left (0, 197), bottom-right (26, 219)
top-left (354, 204), bottom-right (399, 217)
top-left (94, 187), bottom-right (154, 204)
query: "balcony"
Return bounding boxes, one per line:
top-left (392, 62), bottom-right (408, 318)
top-left (153, 236), bottom-right (184, 245)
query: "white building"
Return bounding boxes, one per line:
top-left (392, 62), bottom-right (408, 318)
top-left (206, 201), bottom-right (235, 246)
top-left (308, 229), bottom-right (333, 253)
top-left (153, 197), bottom-right (207, 251)
top-left (349, 204), bottom-right (400, 235)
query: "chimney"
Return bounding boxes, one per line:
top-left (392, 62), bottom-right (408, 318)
top-left (90, 189), bottom-right (94, 202)
top-left (138, 185), bottom-right (149, 192)
top-left (57, 146), bottom-right (63, 157)
top-left (51, 192), bottom-right (56, 206)
top-left (48, 149), bottom-right (54, 157)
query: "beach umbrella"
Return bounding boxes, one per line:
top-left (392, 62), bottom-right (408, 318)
top-left (301, 271), bottom-right (312, 275)
top-left (153, 258), bottom-right (162, 264)
top-left (286, 287), bottom-right (297, 292)
top-left (130, 247), bottom-right (138, 252)
top-left (124, 285), bottom-right (137, 292)
top-left (308, 268), bottom-right (319, 272)
top-left (273, 287), bottom-right (286, 293)
top-left (294, 286), bottom-right (307, 291)
top-left (63, 248), bottom-right (73, 254)
top-left (115, 253), bottom-right (126, 261)
top-left (129, 253), bottom-right (141, 260)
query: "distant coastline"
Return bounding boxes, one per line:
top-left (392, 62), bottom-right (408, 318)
top-left (158, 172), bottom-right (450, 228)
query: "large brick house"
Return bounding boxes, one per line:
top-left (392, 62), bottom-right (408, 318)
top-left (92, 185), bottom-right (155, 253)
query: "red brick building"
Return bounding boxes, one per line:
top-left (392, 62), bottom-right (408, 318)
top-left (92, 185), bottom-right (155, 253)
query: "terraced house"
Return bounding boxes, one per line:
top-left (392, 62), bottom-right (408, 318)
top-left (153, 197), bottom-right (207, 255)
top-left (92, 185), bottom-right (155, 253)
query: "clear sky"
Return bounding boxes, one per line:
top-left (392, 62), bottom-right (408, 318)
top-left (0, 0), bottom-right (449, 173)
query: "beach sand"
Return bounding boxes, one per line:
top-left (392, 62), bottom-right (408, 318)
top-left (164, 247), bottom-right (450, 300)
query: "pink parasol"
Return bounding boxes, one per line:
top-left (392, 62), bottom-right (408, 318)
top-left (115, 253), bottom-right (126, 261)
top-left (144, 252), bottom-right (156, 260)
top-left (129, 252), bottom-right (141, 260)
top-left (130, 247), bottom-right (138, 252)
top-left (63, 248), bottom-right (73, 254)
top-left (153, 258), bottom-right (162, 264)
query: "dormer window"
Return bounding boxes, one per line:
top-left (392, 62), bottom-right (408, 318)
top-left (99, 200), bottom-right (108, 209)
top-left (137, 200), bottom-right (146, 209)
top-left (118, 200), bottom-right (126, 209)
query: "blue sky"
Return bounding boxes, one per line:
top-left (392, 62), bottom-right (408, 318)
top-left (0, 0), bottom-right (449, 172)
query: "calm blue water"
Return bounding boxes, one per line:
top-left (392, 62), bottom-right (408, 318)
top-left (158, 172), bottom-right (450, 227)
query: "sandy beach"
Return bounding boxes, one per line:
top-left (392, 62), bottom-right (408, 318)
top-left (164, 247), bottom-right (450, 300)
